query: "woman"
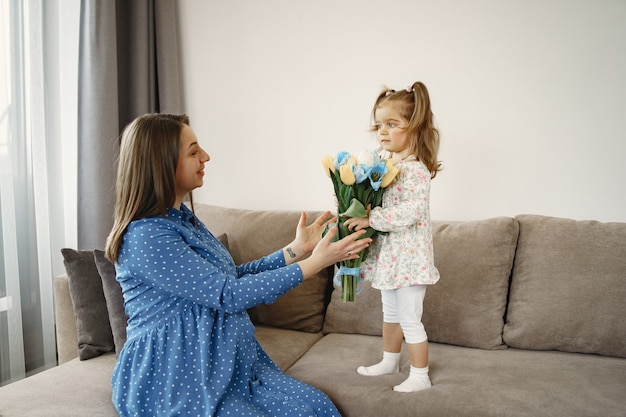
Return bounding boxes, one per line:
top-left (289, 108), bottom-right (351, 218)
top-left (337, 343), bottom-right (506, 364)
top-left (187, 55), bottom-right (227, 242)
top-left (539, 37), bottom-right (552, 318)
top-left (105, 113), bottom-right (369, 416)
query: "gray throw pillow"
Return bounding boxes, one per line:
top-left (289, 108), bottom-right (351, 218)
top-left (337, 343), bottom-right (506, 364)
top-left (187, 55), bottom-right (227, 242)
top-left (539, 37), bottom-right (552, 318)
top-left (93, 249), bottom-right (127, 355)
top-left (61, 248), bottom-right (114, 360)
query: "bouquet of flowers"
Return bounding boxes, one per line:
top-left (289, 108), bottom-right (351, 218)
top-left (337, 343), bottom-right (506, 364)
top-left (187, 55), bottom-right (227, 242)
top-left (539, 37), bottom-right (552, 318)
top-left (321, 150), bottom-right (399, 302)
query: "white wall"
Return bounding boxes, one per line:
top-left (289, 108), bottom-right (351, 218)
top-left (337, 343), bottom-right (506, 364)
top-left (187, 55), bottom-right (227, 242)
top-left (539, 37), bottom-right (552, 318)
top-left (178, 0), bottom-right (626, 222)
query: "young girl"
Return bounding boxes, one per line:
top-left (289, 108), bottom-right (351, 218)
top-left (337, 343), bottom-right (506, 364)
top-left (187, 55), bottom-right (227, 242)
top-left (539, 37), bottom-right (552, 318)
top-left (344, 81), bottom-right (441, 392)
top-left (105, 113), bottom-right (371, 416)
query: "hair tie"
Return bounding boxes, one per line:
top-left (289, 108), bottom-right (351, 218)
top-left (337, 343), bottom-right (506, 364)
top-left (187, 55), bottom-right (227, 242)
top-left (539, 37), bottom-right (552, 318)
top-left (406, 85), bottom-right (414, 93)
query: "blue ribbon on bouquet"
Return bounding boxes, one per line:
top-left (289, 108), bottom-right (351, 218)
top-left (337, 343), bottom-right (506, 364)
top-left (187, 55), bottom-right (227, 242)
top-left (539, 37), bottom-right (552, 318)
top-left (333, 266), bottom-right (363, 295)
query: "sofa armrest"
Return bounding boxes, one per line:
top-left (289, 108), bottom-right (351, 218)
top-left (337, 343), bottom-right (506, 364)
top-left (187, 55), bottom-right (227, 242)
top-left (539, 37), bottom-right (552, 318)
top-left (53, 275), bottom-right (78, 364)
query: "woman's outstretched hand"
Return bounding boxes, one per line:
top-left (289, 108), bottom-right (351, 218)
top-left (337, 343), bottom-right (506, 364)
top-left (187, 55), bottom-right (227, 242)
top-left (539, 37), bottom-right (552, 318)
top-left (297, 226), bottom-right (371, 280)
top-left (283, 211), bottom-right (336, 263)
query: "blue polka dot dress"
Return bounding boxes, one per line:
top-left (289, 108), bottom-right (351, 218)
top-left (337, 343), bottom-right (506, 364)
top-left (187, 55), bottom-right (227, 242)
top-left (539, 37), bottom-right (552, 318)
top-left (111, 205), bottom-right (341, 417)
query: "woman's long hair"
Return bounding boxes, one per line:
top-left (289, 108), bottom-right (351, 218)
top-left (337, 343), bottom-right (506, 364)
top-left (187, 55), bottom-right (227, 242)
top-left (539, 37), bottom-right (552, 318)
top-left (105, 113), bottom-right (189, 263)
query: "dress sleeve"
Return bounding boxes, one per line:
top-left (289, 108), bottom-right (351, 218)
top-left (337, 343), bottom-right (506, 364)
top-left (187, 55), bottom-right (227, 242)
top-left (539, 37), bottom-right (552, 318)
top-left (369, 162), bottom-right (431, 232)
top-left (236, 249), bottom-right (287, 277)
top-left (120, 220), bottom-right (303, 313)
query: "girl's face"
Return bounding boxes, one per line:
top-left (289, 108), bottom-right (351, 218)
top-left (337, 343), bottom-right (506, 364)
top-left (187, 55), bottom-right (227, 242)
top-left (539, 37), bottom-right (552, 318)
top-left (374, 104), bottom-right (412, 160)
top-left (174, 125), bottom-right (210, 204)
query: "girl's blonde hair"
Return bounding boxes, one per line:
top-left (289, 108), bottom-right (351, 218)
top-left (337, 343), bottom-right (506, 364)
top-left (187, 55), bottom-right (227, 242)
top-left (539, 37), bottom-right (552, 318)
top-left (371, 81), bottom-right (441, 178)
top-left (105, 113), bottom-right (190, 263)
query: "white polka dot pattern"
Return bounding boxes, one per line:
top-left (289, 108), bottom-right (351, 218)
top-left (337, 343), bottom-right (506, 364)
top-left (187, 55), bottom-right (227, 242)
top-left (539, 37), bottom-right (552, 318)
top-left (111, 205), bottom-right (340, 416)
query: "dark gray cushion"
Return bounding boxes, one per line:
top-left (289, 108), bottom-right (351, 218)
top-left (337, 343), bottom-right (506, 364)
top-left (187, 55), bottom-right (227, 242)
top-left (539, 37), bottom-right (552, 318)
top-left (61, 248), bottom-right (114, 360)
top-left (93, 249), bottom-right (127, 355)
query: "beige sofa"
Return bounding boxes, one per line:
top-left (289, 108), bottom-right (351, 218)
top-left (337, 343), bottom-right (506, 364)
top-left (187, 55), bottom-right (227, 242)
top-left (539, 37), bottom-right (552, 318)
top-left (1, 203), bottom-right (625, 417)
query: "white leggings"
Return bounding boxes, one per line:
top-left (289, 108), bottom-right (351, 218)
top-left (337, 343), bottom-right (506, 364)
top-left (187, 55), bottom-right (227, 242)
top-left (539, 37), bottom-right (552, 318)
top-left (381, 286), bottom-right (428, 344)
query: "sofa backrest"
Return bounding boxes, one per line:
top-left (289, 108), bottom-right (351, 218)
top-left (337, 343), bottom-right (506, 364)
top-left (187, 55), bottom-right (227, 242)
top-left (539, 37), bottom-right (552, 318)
top-left (194, 204), bottom-right (333, 333)
top-left (195, 204), bottom-right (626, 358)
top-left (503, 215), bottom-right (626, 358)
top-left (324, 216), bottom-right (520, 350)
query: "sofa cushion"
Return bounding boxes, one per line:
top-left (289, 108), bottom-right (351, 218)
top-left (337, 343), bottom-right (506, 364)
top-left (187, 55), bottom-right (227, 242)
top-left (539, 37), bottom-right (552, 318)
top-left (193, 204), bottom-right (332, 333)
top-left (324, 217), bottom-right (518, 350)
top-left (0, 353), bottom-right (118, 417)
top-left (53, 276), bottom-right (79, 364)
top-left (424, 217), bottom-right (518, 349)
top-left (255, 325), bottom-right (324, 370)
top-left (61, 248), bottom-right (114, 360)
top-left (323, 280), bottom-right (383, 336)
top-left (504, 215), bottom-right (626, 358)
top-left (93, 249), bottom-right (128, 355)
top-left (248, 269), bottom-right (332, 333)
top-left (286, 335), bottom-right (626, 417)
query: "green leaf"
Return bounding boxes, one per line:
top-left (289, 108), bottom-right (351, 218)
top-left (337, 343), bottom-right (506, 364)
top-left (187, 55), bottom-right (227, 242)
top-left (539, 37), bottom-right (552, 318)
top-left (340, 198), bottom-right (367, 218)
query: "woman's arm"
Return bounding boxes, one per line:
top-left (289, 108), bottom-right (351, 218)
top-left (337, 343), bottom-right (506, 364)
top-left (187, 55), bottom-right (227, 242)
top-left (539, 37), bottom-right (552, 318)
top-left (122, 220), bottom-right (301, 313)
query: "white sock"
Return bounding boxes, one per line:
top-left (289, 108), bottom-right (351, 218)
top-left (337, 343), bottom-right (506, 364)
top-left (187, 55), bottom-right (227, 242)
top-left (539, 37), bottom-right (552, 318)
top-left (393, 365), bottom-right (431, 392)
top-left (357, 351), bottom-right (400, 376)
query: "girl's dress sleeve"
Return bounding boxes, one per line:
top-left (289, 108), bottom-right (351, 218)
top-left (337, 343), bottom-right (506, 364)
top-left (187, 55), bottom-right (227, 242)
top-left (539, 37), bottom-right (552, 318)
top-left (119, 219), bottom-right (302, 314)
top-left (369, 162), bottom-right (431, 232)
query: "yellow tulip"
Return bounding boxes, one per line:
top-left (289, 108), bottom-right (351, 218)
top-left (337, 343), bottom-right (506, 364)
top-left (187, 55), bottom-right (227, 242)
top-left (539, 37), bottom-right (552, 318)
top-left (380, 159), bottom-right (399, 188)
top-left (321, 155), bottom-right (336, 177)
top-left (339, 162), bottom-right (356, 185)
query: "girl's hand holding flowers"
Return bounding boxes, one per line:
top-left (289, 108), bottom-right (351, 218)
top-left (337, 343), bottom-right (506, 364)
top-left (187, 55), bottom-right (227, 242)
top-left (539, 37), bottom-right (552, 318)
top-left (344, 216), bottom-right (370, 232)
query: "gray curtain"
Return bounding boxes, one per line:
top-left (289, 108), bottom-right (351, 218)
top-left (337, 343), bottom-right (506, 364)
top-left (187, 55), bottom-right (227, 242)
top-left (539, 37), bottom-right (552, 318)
top-left (77, 0), bottom-right (183, 249)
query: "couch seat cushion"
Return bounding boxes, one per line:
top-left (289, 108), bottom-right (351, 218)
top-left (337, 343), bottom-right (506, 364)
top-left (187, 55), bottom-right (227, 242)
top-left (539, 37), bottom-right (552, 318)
top-left (255, 325), bottom-right (324, 370)
top-left (286, 334), bottom-right (626, 417)
top-left (0, 354), bottom-right (118, 417)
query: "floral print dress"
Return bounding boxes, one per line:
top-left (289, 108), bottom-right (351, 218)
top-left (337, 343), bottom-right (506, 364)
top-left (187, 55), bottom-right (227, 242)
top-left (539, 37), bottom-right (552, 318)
top-left (361, 156), bottom-right (440, 289)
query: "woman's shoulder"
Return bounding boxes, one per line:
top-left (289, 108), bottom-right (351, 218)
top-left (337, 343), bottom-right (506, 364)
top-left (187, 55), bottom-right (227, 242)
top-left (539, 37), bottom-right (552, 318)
top-left (126, 213), bottom-right (180, 236)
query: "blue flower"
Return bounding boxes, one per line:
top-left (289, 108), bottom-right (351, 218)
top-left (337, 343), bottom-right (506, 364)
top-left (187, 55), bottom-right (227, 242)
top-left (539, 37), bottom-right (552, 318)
top-left (334, 151), bottom-right (351, 171)
top-left (368, 162), bottom-right (388, 191)
top-left (354, 164), bottom-right (369, 184)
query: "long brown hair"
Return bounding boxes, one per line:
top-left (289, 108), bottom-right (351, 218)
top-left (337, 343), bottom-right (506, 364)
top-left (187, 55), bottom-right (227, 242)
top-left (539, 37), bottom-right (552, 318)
top-left (371, 81), bottom-right (441, 178)
top-left (105, 113), bottom-right (190, 263)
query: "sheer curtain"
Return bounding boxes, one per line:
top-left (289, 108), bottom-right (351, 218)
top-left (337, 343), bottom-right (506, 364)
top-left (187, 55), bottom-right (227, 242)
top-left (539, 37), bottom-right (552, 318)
top-left (0, 0), bottom-right (67, 386)
top-left (0, 0), bottom-right (182, 386)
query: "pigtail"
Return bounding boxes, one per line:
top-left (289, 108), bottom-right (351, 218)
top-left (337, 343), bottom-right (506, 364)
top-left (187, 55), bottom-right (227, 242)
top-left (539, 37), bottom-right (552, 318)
top-left (408, 82), bottom-right (441, 179)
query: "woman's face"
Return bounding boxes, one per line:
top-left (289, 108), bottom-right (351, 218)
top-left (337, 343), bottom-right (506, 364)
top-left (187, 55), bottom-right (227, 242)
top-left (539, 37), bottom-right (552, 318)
top-left (174, 125), bottom-right (210, 201)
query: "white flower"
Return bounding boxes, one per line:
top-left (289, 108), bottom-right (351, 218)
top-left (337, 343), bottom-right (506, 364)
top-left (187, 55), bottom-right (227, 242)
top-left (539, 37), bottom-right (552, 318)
top-left (355, 149), bottom-right (380, 167)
